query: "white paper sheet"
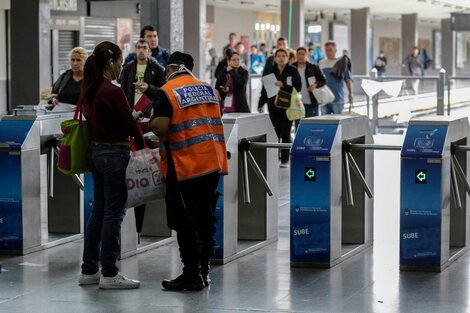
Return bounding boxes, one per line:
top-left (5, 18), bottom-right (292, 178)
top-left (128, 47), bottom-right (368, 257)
top-left (262, 74), bottom-right (280, 98)
top-left (286, 76), bottom-right (292, 86)
top-left (52, 102), bottom-right (76, 112)
top-left (307, 76), bottom-right (316, 86)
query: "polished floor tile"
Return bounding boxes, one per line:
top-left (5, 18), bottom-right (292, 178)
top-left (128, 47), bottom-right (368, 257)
top-left (1, 134), bottom-right (470, 312)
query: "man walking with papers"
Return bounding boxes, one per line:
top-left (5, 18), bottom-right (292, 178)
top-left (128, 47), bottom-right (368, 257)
top-left (258, 48), bottom-right (301, 168)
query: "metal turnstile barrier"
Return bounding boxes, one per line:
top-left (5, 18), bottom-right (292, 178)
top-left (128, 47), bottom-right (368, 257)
top-left (233, 114), bottom-right (470, 271)
top-left (400, 116), bottom-right (470, 271)
top-left (212, 113), bottom-right (278, 264)
top-left (289, 115), bottom-right (374, 267)
top-left (0, 113), bottom-right (84, 255)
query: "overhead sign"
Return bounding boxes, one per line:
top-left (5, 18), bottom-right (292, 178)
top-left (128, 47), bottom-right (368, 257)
top-left (451, 13), bottom-right (470, 31)
top-left (50, 0), bottom-right (77, 11)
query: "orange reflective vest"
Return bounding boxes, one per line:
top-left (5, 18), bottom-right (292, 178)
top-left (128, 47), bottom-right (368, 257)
top-left (159, 74), bottom-right (228, 181)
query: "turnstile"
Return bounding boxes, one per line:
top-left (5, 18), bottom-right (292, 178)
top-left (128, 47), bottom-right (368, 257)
top-left (0, 113), bottom-right (83, 254)
top-left (400, 116), bottom-right (470, 271)
top-left (290, 115), bottom-right (374, 267)
top-left (212, 113), bottom-right (278, 264)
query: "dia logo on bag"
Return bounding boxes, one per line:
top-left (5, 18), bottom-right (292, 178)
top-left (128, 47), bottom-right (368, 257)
top-left (127, 177), bottom-right (150, 190)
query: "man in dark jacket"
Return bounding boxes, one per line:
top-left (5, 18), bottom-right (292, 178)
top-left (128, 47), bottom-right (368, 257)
top-left (124, 25), bottom-right (171, 67)
top-left (120, 39), bottom-right (166, 243)
top-left (120, 39), bottom-right (166, 110)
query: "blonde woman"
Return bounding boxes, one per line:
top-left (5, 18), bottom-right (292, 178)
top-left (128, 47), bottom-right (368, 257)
top-left (51, 47), bottom-right (88, 106)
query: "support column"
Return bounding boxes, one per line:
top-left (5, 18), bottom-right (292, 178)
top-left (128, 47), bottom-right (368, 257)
top-left (145, 0), bottom-right (183, 52)
top-left (140, 0), bottom-right (158, 30)
top-left (11, 0), bottom-right (50, 108)
top-left (441, 18), bottom-right (455, 76)
top-left (280, 0), bottom-right (304, 49)
top-left (350, 8), bottom-right (371, 75)
top-left (183, 0), bottom-right (206, 80)
top-left (401, 13), bottom-right (418, 75)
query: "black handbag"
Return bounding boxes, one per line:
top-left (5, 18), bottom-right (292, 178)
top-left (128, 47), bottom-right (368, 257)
top-left (274, 89), bottom-right (292, 109)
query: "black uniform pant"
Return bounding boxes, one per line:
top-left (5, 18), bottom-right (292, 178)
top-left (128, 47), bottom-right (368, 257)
top-left (165, 172), bottom-right (220, 276)
top-left (268, 104), bottom-right (293, 163)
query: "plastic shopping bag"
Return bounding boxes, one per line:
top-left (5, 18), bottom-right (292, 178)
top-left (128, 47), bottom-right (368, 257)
top-left (286, 88), bottom-right (305, 121)
top-left (126, 135), bottom-right (166, 208)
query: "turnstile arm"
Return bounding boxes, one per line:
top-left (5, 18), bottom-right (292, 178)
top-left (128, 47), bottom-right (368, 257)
top-left (246, 150), bottom-right (274, 196)
top-left (48, 147), bottom-right (55, 198)
top-left (342, 152), bottom-right (354, 206)
top-left (241, 150), bottom-right (251, 204)
top-left (349, 143), bottom-right (402, 151)
top-left (450, 159), bottom-right (462, 209)
top-left (250, 142), bottom-right (292, 149)
top-left (451, 155), bottom-right (470, 197)
top-left (454, 145), bottom-right (470, 152)
top-left (346, 152), bottom-right (374, 199)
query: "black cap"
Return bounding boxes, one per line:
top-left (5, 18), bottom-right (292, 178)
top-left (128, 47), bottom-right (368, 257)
top-left (168, 51), bottom-right (194, 71)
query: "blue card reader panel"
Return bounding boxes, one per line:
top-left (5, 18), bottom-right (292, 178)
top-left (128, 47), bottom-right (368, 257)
top-left (292, 124), bottom-right (338, 156)
top-left (0, 120), bottom-right (34, 150)
top-left (402, 125), bottom-right (448, 158)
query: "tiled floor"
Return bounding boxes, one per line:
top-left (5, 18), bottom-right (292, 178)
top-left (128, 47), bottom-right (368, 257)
top-left (1, 135), bottom-right (470, 312)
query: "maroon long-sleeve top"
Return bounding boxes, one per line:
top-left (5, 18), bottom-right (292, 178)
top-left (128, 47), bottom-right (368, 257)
top-left (85, 79), bottom-right (140, 142)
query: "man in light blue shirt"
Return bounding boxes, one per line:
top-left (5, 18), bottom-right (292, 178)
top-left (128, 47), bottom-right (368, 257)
top-left (318, 41), bottom-right (353, 114)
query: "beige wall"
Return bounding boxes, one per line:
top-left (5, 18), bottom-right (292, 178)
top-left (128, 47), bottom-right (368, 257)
top-left (0, 0), bottom-right (10, 10)
top-left (212, 6), bottom-right (258, 57)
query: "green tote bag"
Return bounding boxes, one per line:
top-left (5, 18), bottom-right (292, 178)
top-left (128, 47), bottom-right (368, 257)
top-left (57, 98), bottom-right (90, 175)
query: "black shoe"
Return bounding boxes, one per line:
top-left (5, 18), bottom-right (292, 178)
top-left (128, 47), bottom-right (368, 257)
top-left (161, 274), bottom-right (204, 291)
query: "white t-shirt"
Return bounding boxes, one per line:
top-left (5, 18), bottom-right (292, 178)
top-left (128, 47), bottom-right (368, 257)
top-left (297, 66), bottom-right (311, 105)
top-left (134, 63), bottom-right (147, 105)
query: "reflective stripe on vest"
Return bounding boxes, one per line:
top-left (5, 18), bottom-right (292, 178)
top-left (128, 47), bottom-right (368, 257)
top-left (162, 133), bottom-right (225, 152)
top-left (168, 117), bottom-right (223, 135)
top-left (159, 74), bottom-right (228, 181)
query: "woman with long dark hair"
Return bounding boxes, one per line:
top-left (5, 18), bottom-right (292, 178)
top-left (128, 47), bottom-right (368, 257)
top-left (216, 51), bottom-right (250, 113)
top-left (78, 41), bottom-right (141, 289)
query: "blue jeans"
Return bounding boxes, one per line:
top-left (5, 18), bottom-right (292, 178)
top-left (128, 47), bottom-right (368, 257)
top-left (81, 143), bottom-right (130, 277)
top-left (321, 103), bottom-right (344, 115)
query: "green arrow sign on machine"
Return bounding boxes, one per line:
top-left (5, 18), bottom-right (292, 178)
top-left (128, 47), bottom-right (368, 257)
top-left (415, 169), bottom-right (427, 184)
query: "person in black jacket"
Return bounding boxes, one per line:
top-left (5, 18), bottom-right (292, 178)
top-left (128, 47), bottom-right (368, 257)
top-left (292, 47), bottom-right (327, 127)
top-left (119, 39), bottom-right (166, 242)
top-left (262, 37), bottom-right (288, 76)
top-left (51, 47), bottom-right (88, 106)
top-left (215, 51), bottom-right (250, 113)
top-left (258, 48), bottom-right (302, 167)
top-left (120, 39), bottom-right (166, 110)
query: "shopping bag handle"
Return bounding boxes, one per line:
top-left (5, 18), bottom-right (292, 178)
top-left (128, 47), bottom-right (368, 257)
top-left (73, 96), bottom-right (84, 127)
top-left (130, 124), bottom-right (148, 152)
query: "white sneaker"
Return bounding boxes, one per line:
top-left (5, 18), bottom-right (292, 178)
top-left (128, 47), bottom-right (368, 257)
top-left (280, 162), bottom-right (289, 168)
top-left (78, 271), bottom-right (101, 285)
top-left (99, 273), bottom-right (140, 289)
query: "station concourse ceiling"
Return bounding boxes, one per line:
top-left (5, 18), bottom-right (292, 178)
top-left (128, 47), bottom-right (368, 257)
top-left (208, 0), bottom-right (470, 21)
